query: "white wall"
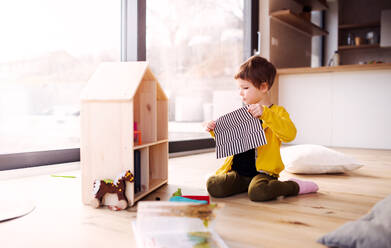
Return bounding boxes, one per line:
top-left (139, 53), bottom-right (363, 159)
top-left (279, 70), bottom-right (391, 149)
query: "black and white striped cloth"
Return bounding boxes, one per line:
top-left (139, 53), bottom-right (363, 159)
top-left (214, 105), bottom-right (267, 159)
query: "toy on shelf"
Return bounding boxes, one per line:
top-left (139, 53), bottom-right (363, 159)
top-left (91, 170), bottom-right (134, 210)
top-left (133, 122), bottom-right (142, 145)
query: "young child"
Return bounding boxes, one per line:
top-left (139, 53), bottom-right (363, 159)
top-left (206, 55), bottom-right (318, 201)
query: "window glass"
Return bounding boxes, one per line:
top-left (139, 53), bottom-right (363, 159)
top-left (146, 0), bottom-right (244, 141)
top-left (0, 1), bottom-right (120, 154)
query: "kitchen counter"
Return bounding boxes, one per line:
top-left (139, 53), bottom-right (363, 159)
top-left (275, 62), bottom-right (391, 149)
top-left (277, 63), bottom-right (391, 75)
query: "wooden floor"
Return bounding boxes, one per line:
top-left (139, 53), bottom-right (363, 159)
top-left (1, 147), bottom-right (391, 248)
top-left (152, 147), bottom-right (391, 248)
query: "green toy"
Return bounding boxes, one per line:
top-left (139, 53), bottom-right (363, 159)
top-left (172, 188), bottom-right (182, 196)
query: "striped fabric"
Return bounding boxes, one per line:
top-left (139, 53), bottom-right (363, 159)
top-left (214, 105), bottom-right (267, 159)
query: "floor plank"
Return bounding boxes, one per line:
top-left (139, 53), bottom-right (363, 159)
top-left (0, 147), bottom-right (390, 248)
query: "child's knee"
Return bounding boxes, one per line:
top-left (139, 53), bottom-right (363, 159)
top-left (206, 176), bottom-right (226, 198)
top-left (248, 183), bottom-right (274, 202)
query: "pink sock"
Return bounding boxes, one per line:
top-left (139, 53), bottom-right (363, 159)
top-left (289, 178), bottom-right (319, 194)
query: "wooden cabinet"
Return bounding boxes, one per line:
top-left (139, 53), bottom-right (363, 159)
top-left (338, 22), bottom-right (381, 50)
top-left (336, 0), bottom-right (391, 65)
top-left (80, 62), bottom-right (168, 208)
top-left (270, 9), bottom-right (328, 37)
top-left (261, 0), bottom-right (328, 68)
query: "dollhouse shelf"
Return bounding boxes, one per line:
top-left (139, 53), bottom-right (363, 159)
top-left (134, 179), bottom-right (167, 202)
top-left (134, 139), bottom-right (168, 150)
top-left (270, 10), bottom-right (328, 36)
top-left (81, 62), bottom-right (168, 207)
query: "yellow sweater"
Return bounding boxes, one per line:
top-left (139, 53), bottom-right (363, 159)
top-left (211, 105), bottom-right (296, 178)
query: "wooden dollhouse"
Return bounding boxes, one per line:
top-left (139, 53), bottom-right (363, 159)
top-left (80, 62), bottom-right (168, 207)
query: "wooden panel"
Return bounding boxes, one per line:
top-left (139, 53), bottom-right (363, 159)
top-left (270, 18), bottom-right (312, 68)
top-left (149, 142), bottom-right (168, 183)
top-left (339, 0), bottom-right (391, 25)
top-left (293, 0), bottom-right (328, 11)
top-left (134, 139), bottom-right (169, 150)
top-left (339, 44), bottom-right (380, 50)
top-left (138, 80), bottom-right (157, 143)
top-left (339, 22), bottom-right (380, 29)
top-left (270, 10), bottom-right (328, 36)
top-left (134, 179), bottom-right (168, 202)
top-left (269, 0), bottom-right (302, 14)
top-left (133, 89), bottom-right (141, 135)
top-left (157, 100), bottom-right (168, 140)
top-left (81, 101), bottom-right (133, 206)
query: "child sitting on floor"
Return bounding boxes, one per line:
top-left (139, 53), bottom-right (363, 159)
top-left (205, 55), bottom-right (318, 201)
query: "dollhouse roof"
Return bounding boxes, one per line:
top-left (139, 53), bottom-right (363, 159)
top-left (81, 61), bottom-right (167, 101)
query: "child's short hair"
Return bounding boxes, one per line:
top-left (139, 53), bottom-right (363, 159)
top-left (234, 55), bottom-right (276, 90)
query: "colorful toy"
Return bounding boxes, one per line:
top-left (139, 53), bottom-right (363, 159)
top-left (172, 188), bottom-right (183, 197)
top-left (169, 196), bottom-right (208, 204)
top-left (169, 188), bottom-right (210, 204)
top-left (182, 195), bottom-right (210, 204)
top-left (134, 122), bottom-right (142, 145)
top-left (91, 170), bottom-right (134, 210)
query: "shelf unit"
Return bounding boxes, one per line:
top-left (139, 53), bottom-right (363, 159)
top-left (339, 22), bottom-right (380, 30)
top-left (338, 22), bottom-right (381, 55)
top-left (338, 44), bottom-right (380, 50)
top-left (270, 10), bottom-right (328, 36)
top-left (133, 78), bottom-right (168, 203)
top-left (335, 0), bottom-right (389, 65)
top-left (81, 62), bottom-right (168, 208)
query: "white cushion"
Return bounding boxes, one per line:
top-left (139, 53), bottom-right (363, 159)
top-left (281, 144), bottom-right (363, 174)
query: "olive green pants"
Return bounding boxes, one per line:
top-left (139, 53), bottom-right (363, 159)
top-left (206, 171), bottom-right (299, 202)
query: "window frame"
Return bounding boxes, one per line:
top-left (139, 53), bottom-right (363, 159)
top-left (0, 0), bottom-right (254, 171)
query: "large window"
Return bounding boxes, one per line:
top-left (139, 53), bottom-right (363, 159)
top-left (146, 0), bottom-right (244, 141)
top-left (0, 1), bottom-right (120, 155)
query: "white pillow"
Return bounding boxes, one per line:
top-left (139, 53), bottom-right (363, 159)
top-left (281, 144), bottom-right (364, 174)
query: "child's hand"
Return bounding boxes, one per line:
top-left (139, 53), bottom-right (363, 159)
top-left (248, 104), bottom-right (263, 118)
top-left (205, 120), bottom-right (216, 132)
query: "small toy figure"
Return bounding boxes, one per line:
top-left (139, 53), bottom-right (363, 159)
top-left (91, 170), bottom-right (134, 210)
